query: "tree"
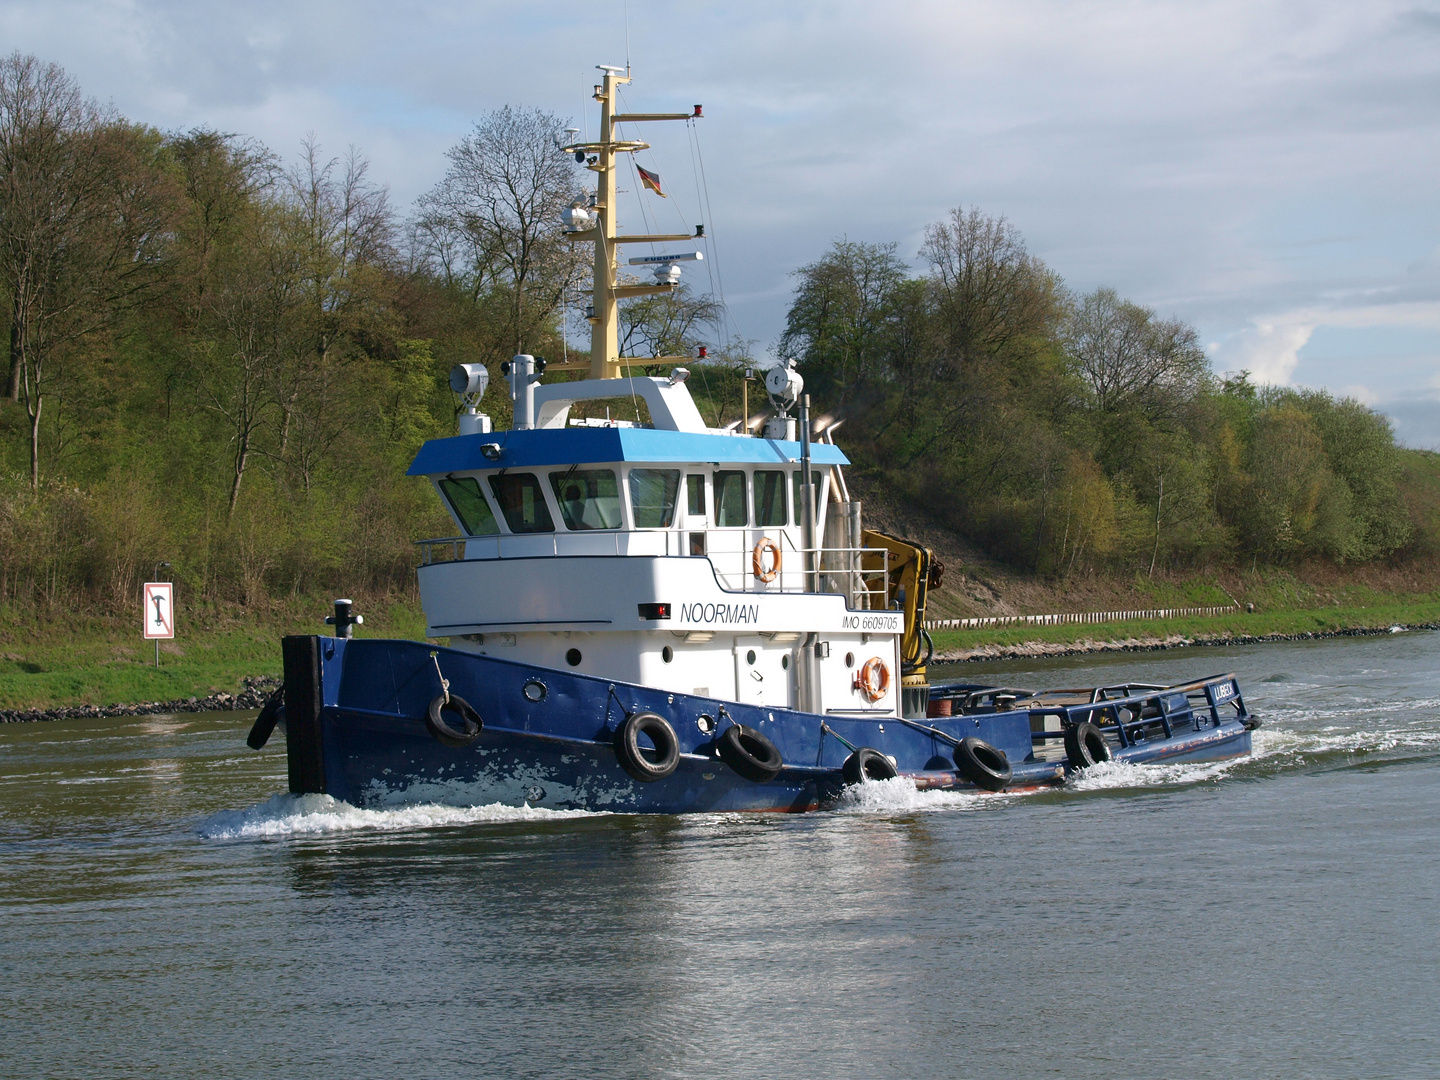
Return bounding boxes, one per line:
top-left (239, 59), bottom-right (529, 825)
top-left (1064, 287), bottom-right (1209, 416)
top-left (778, 240), bottom-right (910, 403)
top-left (413, 107), bottom-right (584, 360)
top-left (920, 207), bottom-right (1062, 373)
top-left (619, 283), bottom-right (721, 369)
top-left (0, 54), bottom-right (176, 488)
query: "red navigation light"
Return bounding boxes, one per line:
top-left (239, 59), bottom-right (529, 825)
top-left (693, 105), bottom-right (703, 117)
top-left (638, 603), bottom-right (671, 621)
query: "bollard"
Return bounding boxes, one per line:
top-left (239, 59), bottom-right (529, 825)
top-left (324, 598), bottom-right (364, 639)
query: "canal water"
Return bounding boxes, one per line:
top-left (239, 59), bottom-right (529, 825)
top-left (2, 633), bottom-right (1438, 1079)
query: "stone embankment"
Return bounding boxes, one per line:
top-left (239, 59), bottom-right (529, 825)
top-left (0, 675), bottom-right (282, 724)
top-left (935, 623), bottom-right (1440, 663)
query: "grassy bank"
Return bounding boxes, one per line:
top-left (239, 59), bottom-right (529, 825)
top-left (0, 599), bottom-right (429, 713)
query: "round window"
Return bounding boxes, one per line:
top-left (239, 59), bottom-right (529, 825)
top-left (845, 652), bottom-right (855, 668)
top-left (662, 645), bottom-right (674, 663)
top-left (781, 654), bottom-right (790, 670)
top-left (746, 649), bottom-right (756, 665)
top-left (565, 648), bottom-right (582, 667)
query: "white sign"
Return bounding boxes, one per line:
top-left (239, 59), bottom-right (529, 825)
top-left (143, 582), bottom-right (175, 640)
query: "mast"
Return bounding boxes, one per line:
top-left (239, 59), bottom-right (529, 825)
top-left (562, 67), bottom-right (700, 381)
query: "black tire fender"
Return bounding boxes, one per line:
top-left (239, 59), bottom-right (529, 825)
top-left (614, 712), bottom-right (680, 782)
top-left (842, 747), bottom-right (898, 785)
top-left (1064, 720), bottom-right (1111, 768)
top-left (716, 723), bottom-right (783, 783)
top-left (426, 694), bottom-right (484, 748)
top-left (245, 687), bottom-right (285, 750)
top-left (954, 736), bottom-right (1012, 792)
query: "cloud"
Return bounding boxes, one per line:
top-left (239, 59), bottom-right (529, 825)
top-left (1211, 301), bottom-right (1440, 385)
top-left (1215, 319), bottom-right (1315, 384)
top-left (0, 0), bottom-right (1436, 408)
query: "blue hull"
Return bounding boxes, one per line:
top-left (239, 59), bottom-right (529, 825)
top-left (278, 636), bottom-right (1252, 813)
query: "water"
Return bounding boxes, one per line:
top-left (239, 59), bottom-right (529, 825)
top-left (2, 633), bottom-right (1438, 1078)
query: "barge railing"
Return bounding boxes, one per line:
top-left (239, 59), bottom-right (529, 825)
top-left (1019, 674), bottom-right (1247, 749)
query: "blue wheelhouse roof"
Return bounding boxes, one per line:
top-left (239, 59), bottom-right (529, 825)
top-left (407, 427), bottom-right (850, 476)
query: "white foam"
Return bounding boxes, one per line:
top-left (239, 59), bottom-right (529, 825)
top-left (832, 775), bottom-right (995, 813)
top-left (199, 792), bottom-right (601, 840)
top-left (1064, 755), bottom-right (1240, 791)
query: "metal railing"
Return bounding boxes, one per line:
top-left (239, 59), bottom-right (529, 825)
top-left (413, 527), bottom-right (892, 604)
top-left (925, 604), bottom-right (1238, 631)
top-left (1018, 674), bottom-right (1248, 750)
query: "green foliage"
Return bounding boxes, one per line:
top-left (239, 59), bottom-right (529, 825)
top-left (780, 218), bottom-right (1423, 576)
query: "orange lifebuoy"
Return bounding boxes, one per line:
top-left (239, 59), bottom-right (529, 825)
top-left (855, 657), bottom-right (891, 702)
top-left (752, 537), bottom-right (782, 582)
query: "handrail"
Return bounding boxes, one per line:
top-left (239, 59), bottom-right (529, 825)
top-left (412, 529), bottom-right (892, 603)
top-left (1023, 673), bottom-right (1246, 749)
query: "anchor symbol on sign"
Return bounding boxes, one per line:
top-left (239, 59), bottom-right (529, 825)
top-left (152, 595), bottom-right (165, 627)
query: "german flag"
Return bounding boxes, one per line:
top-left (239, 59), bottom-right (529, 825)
top-left (637, 165), bottom-right (666, 197)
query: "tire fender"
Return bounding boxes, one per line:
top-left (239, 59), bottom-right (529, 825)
top-left (841, 747), bottom-right (898, 785)
top-left (716, 723), bottom-right (784, 783)
top-left (426, 694), bottom-right (484, 748)
top-left (614, 712), bottom-right (680, 782)
top-left (954, 736), bottom-right (1012, 792)
top-left (1064, 720), bottom-right (1111, 769)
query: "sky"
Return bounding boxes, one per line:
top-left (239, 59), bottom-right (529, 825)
top-left (4, 0), bottom-right (1438, 445)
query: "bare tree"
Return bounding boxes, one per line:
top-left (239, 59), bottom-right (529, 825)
top-left (1065, 287), bottom-right (1209, 414)
top-left (619, 284), bottom-right (721, 366)
top-left (921, 206), bottom-right (1062, 371)
top-left (415, 106), bottom-right (584, 358)
top-left (0, 54), bottom-right (176, 487)
top-left (274, 138), bottom-right (395, 471)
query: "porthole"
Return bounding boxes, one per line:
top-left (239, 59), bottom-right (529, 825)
top-left (522, 679), bottom-right (547, 702)
top-left (781, 654), bottom-right (790, 670)
top-left (746, 649), bottom-right (756, 665)
top-left (697, 713), bottom-right (716, 735)
top-left (662, 645), bottom-right (674, 663)
top-left (565, 648), bottom-right (582, 667)
top-left (845, 652), bottom-right (855, 668)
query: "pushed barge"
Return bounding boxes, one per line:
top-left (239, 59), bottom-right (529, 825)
top-left (245, 65), bottom-right (1256, 812)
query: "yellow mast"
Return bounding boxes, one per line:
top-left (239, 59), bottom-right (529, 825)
top-left (562, 67), bottom-right (698, 381)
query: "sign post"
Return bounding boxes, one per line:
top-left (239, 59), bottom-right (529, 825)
top-left (143, 581), bottom-right (175, 667)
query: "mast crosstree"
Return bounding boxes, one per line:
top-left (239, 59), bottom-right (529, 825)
top-left (559, 66), bottom-right (702, 381)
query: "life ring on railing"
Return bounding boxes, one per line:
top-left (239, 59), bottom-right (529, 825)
top-left (854, 657), bottom-right (891, 702)
top-left (751, 537), bottom-right (782, 582)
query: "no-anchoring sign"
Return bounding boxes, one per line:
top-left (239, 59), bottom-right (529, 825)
top-left (143, 582), bottom-right (175, 640)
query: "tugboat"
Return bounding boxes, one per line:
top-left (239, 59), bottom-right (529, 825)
top-left (244, 65), bottom-right (1257, 812)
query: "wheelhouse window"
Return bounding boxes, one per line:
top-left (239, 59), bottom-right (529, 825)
top-left (714, 470), bottom-right (748, 527)
top-left (629, 468), bottom-right (680, 528)
top-left (753, 470), bottom-right (788, 527)
top-left (438, 476), bottom-right (500, 536)
top-left (686, 474), bottom-right (706, 519)
top-left (488, 472), bottom-right (554, 533)
top-left (792, 471), bottom-right (822, 526)
top-left (549, 469), bottom-right (622, 530)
